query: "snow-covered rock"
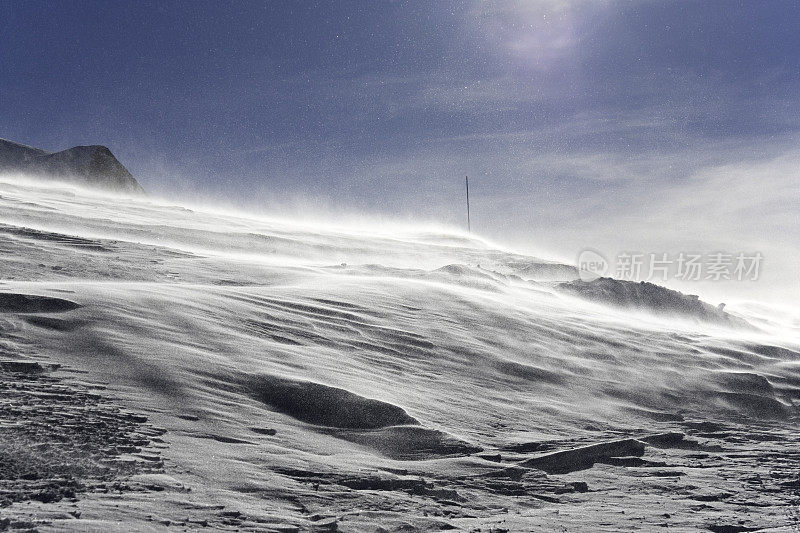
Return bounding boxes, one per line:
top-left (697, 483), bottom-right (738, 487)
top-left (0, 138), bottom-right (144, 194)
top-left (557, 277), bottom-right (752, 328)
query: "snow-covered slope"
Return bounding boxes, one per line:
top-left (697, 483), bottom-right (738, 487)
top-left (0, 138), bottom-right (144, 195)
top-left (0, 178), bottom-right (798, 532)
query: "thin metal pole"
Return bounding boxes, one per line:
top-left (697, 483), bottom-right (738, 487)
top-left (465, 176), bottom-right (471, 232)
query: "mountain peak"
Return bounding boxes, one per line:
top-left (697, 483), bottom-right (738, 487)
top-left (0, 138), bottom-right (145, 195)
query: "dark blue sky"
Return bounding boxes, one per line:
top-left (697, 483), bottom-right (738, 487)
top-left (1, 1), bottom-right (799, 298)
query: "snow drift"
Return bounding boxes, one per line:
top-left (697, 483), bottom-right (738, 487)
top-left (0, 177), bottom-right (798, 531)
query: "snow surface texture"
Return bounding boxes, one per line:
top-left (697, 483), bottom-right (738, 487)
top-left (0, 138), bottom-right (144, 195)
top-left (0, 177), bottom-right (799, 532)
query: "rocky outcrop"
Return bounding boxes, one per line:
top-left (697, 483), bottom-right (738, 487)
top-left (0, 138), bottom-right (144, 194)
top-left (557, 277), bottom-right (752, 328)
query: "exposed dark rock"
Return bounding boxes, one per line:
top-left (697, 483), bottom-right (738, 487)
top-left (707, 524), bottom-right (762, 532)
top-left (554, 481), bottom-right (589, 493)
top-left (338, 476), bottom-right (428, 494)
top-left (0, 138), bottom-right (144, 194)
top-left (250, 427), bottom-right (278, 436)
top-left (502, 441), bottom-right (557, 454)
top-left (0, 363), bottom-right (164, 508)
top-left (518, 438), bottom-right (646, 474)
top-left (598, 456), bottom-right (668, 467)
top-left (683, 421), bottom-right (729, 432)
top-left (641, 470), bottom-right (686, 477)
top-left (639, 432), bottom-right (686, 447)
top-left (556, 277), bottom-right (752, 328)
top-left (0, 361), bottom-right (46, 373)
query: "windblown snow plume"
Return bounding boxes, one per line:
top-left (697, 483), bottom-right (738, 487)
top-left (0, 178), bottom-right (799, 532)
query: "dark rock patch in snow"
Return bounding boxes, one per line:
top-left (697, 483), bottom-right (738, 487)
top-left (250, 427), bottom-right (277, 436)
top-left (0, 361), bottom-right (52, 373)
top-left (502, 441), bottom-right (558, 454)
top-left (639, 432), bottom-right (687, 447)
top-left (0, 362), bottom-right (165, 508)
top-left (557, 277), bottom-right (752, 328)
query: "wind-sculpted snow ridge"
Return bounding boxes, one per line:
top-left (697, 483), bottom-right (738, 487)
top-left (240, 374), bottom-right (483, 461)
top-left (0, 178), bottom-right (799, 531)
top-left (0, 292), bottom-right (81, 313)
top-left (246, 374), bottom-right (419, 429)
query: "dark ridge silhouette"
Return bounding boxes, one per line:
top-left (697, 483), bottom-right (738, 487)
top-left (557, 277), bottom-right (752, 328)
top-left (0, 138), bottom-right (144, 194)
